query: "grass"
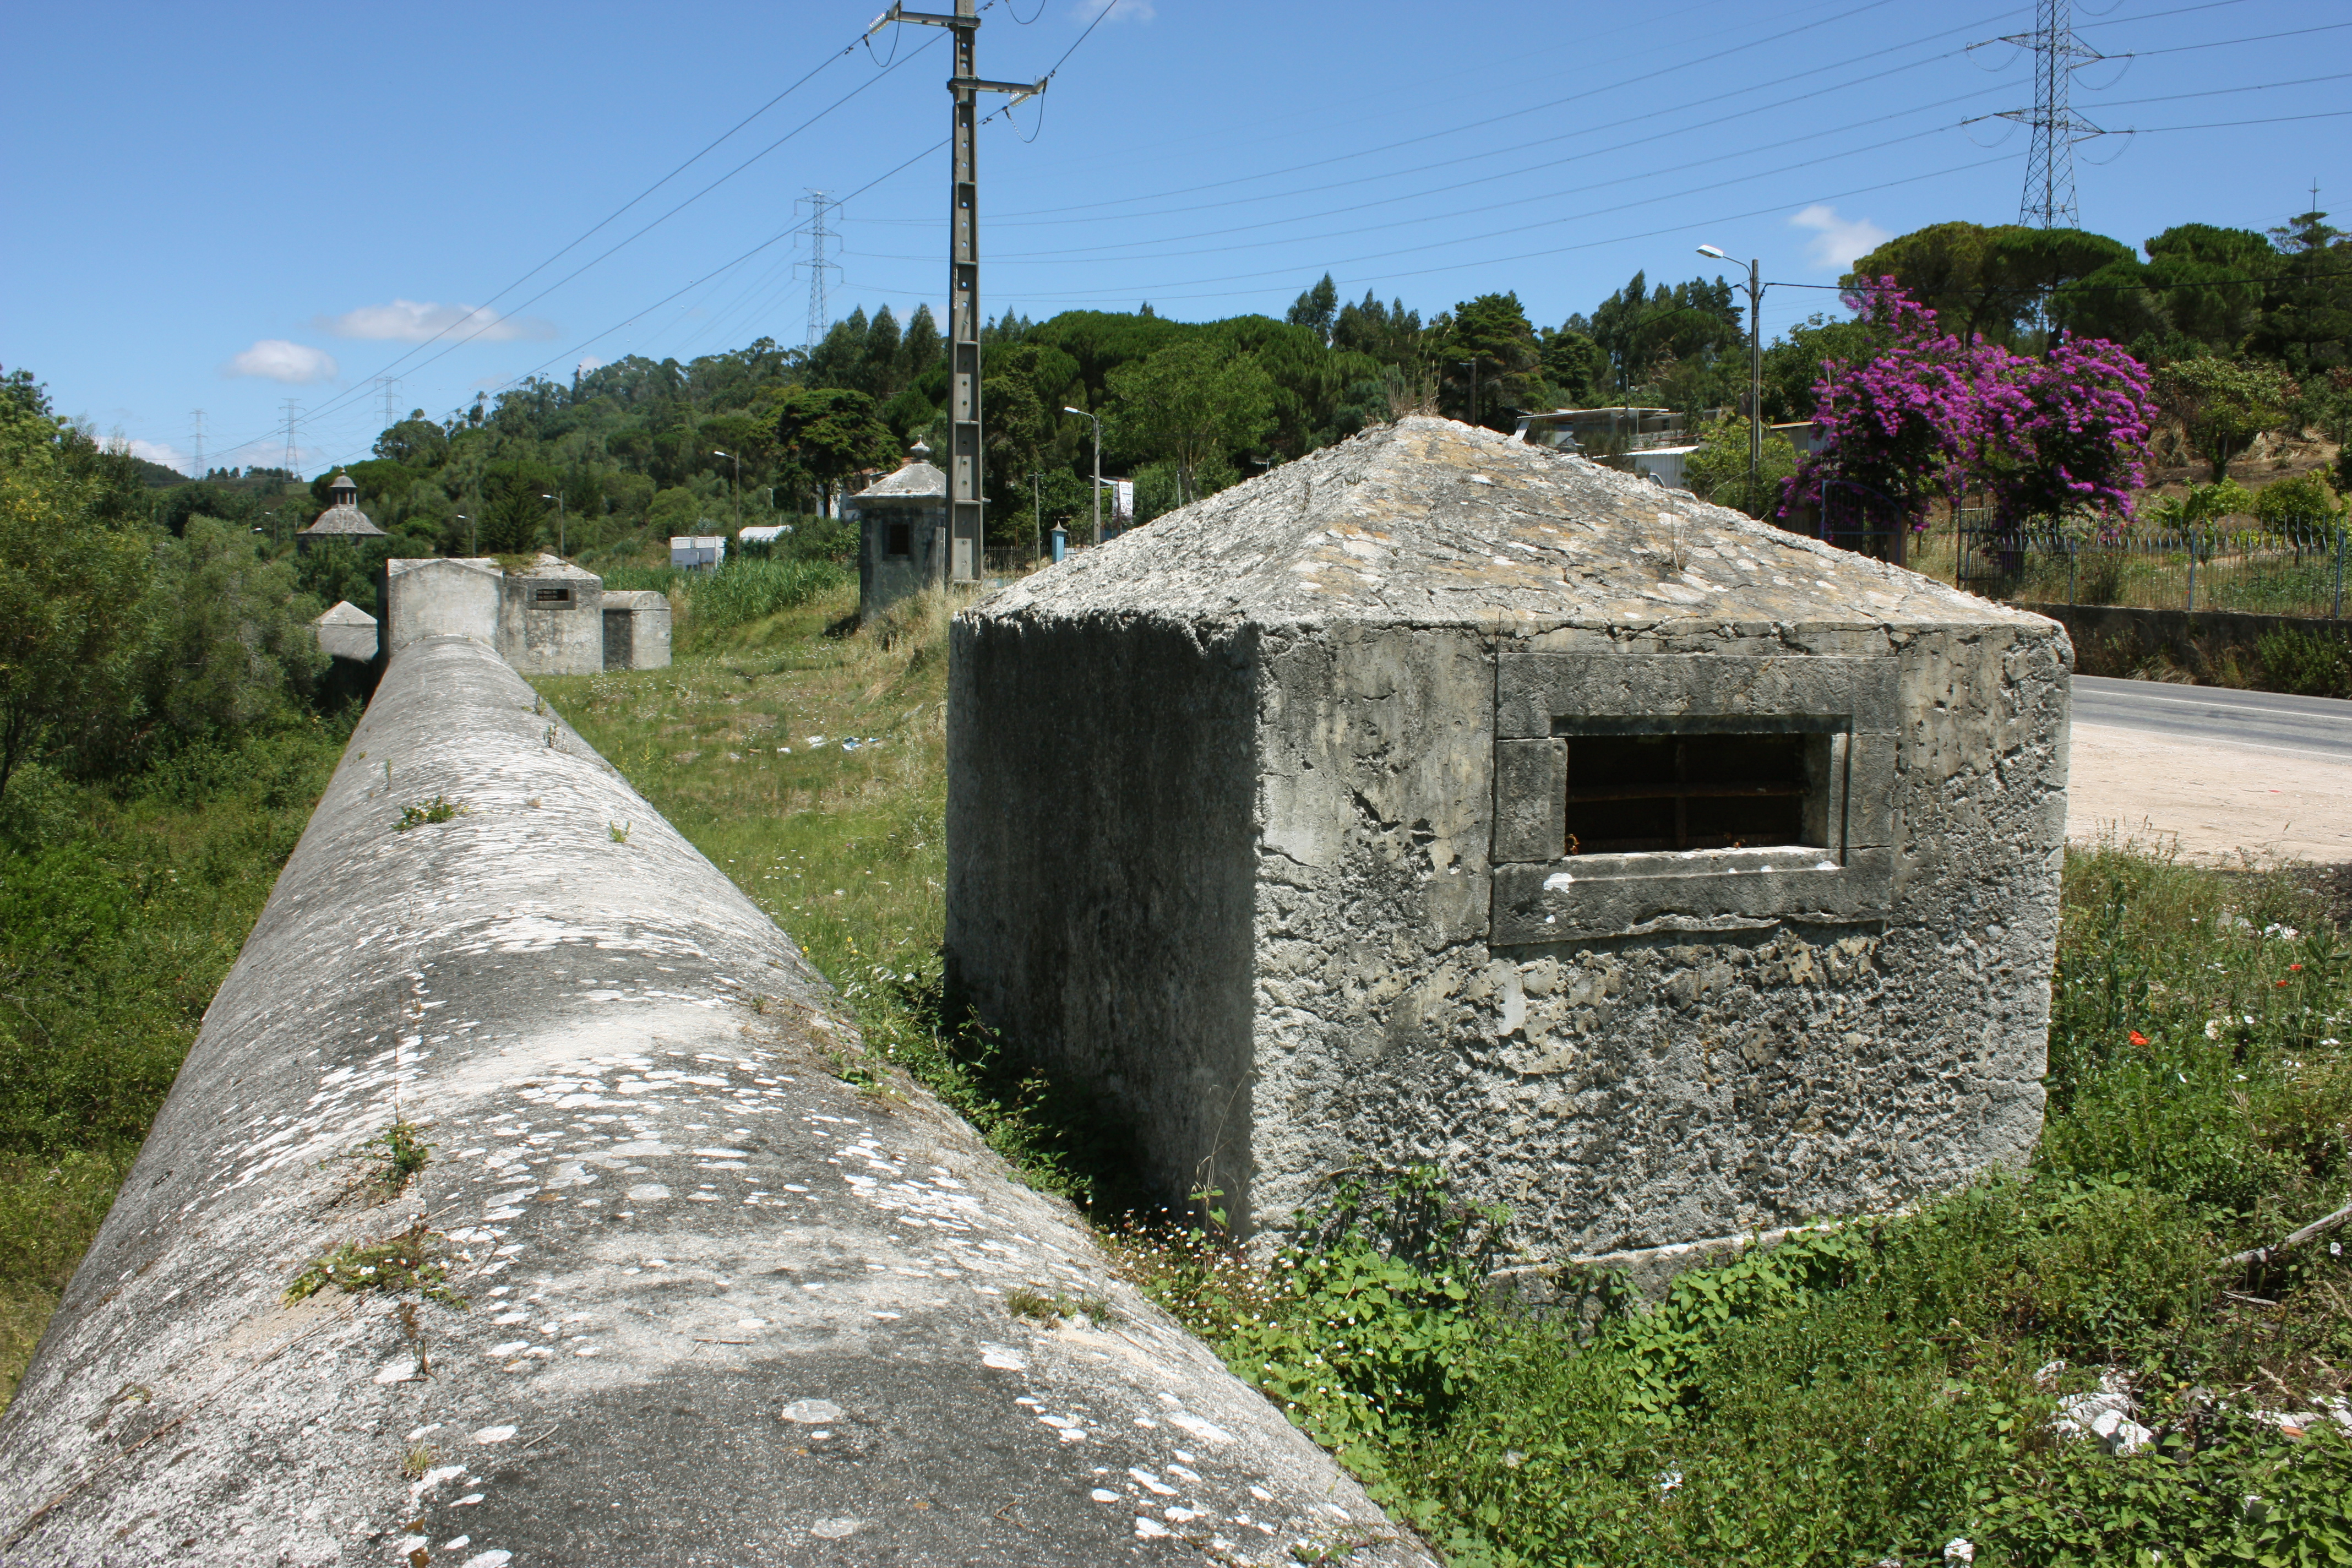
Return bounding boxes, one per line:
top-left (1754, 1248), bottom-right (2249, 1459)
top-left (0, 720), bottom-right (349, 1407)
top-left (1119, 845), bottom-right (2352, 1567)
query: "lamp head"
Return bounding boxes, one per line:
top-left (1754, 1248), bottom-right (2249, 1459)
top-left (1063, 406), bottom-right (1087, 417)
top-left (1696, 244), bottom-right (1730, 261)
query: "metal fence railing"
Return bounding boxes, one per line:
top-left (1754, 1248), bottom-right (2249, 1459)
top-left (1811, 499), bottom-right (2348, 620)
top-left (1945, 520), bottom-right (2348, 618)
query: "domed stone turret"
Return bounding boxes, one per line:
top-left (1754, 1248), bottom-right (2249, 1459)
top-left (295, 471), bottom-right (389, 553)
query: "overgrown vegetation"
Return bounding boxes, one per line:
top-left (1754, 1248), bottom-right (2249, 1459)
top-left (0, 367), bottom-right (350, 1408)
top-left (1120, 845), bottom-right (2352, 1566)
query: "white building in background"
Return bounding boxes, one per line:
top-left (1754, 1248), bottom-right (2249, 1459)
top-left (670, 535), bottom-right (727, 570)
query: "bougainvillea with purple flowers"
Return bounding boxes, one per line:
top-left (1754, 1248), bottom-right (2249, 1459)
top-left (1779, 280), bottom-right (2155, 535)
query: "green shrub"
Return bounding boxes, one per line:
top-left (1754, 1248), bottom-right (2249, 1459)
top-left (2257, 624), bottom-right (2352, 698)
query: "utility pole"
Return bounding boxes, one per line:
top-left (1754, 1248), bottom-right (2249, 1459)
top-left (1064, 405), bottom-right (1101, 547)
top-left (374, 376), bottom-right (401, 435)
top-left (1698, 246), bottom-right (1763, 505)
top-left (1457, 360), bottom-right (1480, 428)
top-left (796, 190), bottom-right (839, 349)
top-left (189, 409), bottom-right (205, 480)
top-left (281, 399), bottom-right (301, 481)
top-left (873, 2), bottom-right (1044, 585)
top-left (1030, 468), bottom-right (1042, 568)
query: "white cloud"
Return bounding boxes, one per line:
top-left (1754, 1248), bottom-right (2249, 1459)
top-left (122, 437), bottom-right (190, 472)
top-left (222, 339), bottom-right (339, 384)
top-left (1789, 205), bottom-right (1891, 271)
top-left (576, 356), bottom-right (607, 374)
top-left (317, 299), bottom-right (559, 344)
top-left (1070, 0), bottom-right (1153, 20)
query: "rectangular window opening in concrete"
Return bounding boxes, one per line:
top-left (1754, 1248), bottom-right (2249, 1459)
top-left (1491, 654), bottom-right (1897, 944)
top-left (1565, 731), bottom-right (1816, 854)
top-left (886, 522), bottom-right (912, 558)
top-left (533, 586), bottom-right (573, 605)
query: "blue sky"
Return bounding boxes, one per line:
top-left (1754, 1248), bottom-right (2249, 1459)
top-left (4, 0), bottom-right (2342, 477)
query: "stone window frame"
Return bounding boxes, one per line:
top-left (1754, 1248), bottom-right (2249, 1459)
top-left (1490, 652), bottom-right (1896, 944)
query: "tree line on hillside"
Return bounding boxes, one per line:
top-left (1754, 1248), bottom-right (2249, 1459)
top-left (92, 200), bottom-right (2352, 608)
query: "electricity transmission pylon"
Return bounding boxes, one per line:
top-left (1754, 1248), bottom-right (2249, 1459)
top-left (796, 190), bottom-right (840, 349)
top-left (1988, 0), bottom-right (2106, 228)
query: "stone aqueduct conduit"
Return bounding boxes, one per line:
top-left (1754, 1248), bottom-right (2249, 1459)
top-left (0, 637), bottom-right (1422, 1567)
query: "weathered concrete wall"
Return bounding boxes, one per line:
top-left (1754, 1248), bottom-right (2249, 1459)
top-left (1246, 620), bottom-right (2067, 1259)
top-left (600, 589), bottom-right (673, 671)
top-left (856, 500), bottom-right (948, 622)
top-left (496, 560), bottom-right (603, 676)
top-left (2018, 600), bottom-right (2346, 680)
top-left (945, 612), bottom-right (1262, 1216)
top-left (381, 558), bottom-right (499, 663)
top-left (0, 636), bottom-right (1424, 1567)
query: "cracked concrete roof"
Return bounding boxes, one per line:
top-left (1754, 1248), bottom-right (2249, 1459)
top-left (981, 417), bottom-right (2048, 636)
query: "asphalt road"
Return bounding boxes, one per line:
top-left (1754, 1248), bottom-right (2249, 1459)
top-left (2074, 675), bottom-right (2352, 765)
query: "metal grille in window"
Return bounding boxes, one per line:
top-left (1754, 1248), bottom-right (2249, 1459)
top-left (1566, 733), bottom-right (1810, 854)
top-left (886, 522), bottom-right (912, 558)
top-left (533, 586), bottom-right (572, 605)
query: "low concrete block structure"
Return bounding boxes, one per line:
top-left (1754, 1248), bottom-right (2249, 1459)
top-left (601, 587), bottom-right (673, 670)
top-left (0, 636), bottom-right (1425, 1566)
top-left (382, 556), bottom-right (501, 662)
top-left (497, 553), bottom-right (603, 675)
top-left (948, 417), bottom-right (2070, 1270)
top-left (850, 439), bottom-right (949, 620)
top-left (310, 598), bottom-right (378, 662)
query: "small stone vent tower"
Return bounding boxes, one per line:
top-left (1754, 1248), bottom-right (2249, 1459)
top-left (848, 439), bottom-right (949, 620)
top-left (295, 471), bottom-right (389, 554)
top-left (947, 417), bottom-right (2071, 1277)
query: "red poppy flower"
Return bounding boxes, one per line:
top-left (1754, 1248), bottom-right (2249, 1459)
top-left (2128, 1031), bottom-right (2149, 1046)
top-left (2288, 963), bottom-right (2302, 972)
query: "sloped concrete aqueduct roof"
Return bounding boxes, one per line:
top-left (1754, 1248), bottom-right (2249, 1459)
top-left (0, 638), bottom-right (1426, 1565)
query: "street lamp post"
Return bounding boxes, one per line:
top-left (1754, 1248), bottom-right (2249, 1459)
top-left (541, 493), bottom-right (567, 557)
top-left (456, 513), bottom-right (473, 556)
top-left (1697, 244), bottom-right (1764, 507)
top-left (1063, 406), bottom-right (1102, 547)
top-left (713, 449), bottom-right (742, 533)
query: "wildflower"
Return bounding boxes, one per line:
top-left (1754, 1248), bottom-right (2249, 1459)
top-left (2288, 963), bottom-right (2302, 972)
top-left (2128, 1031), bottom-right (2149, 1047)
top-left (2205, 1020), bottom-right (2223, 1041)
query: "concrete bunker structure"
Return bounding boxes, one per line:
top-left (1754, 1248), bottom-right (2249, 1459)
top-left (310, 598), bottom-right (378, 663)
top-left (0, 635), bottom-right (1425, 1566)
top-left (948, 417), bottom-right (2070, 1275)
top-left (382, 553), bottom-right (669, 676)
top-left (601, 587), bottom-right (673, 670)
top-left (849, 439), bottom-right (949, 620)
top-left (496, 554), bottom-right (603, 675)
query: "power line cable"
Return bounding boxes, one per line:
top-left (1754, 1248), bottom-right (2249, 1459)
top-left (969, 10), bottom-right (2026, 237)
top-left (203, 21), bottom-right (941, 467)
top-left (336, 138), bottom-right (951, 462)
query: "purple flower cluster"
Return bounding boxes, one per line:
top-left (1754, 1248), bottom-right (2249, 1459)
top-left (1779, 281), bottom-right (2156, 536)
